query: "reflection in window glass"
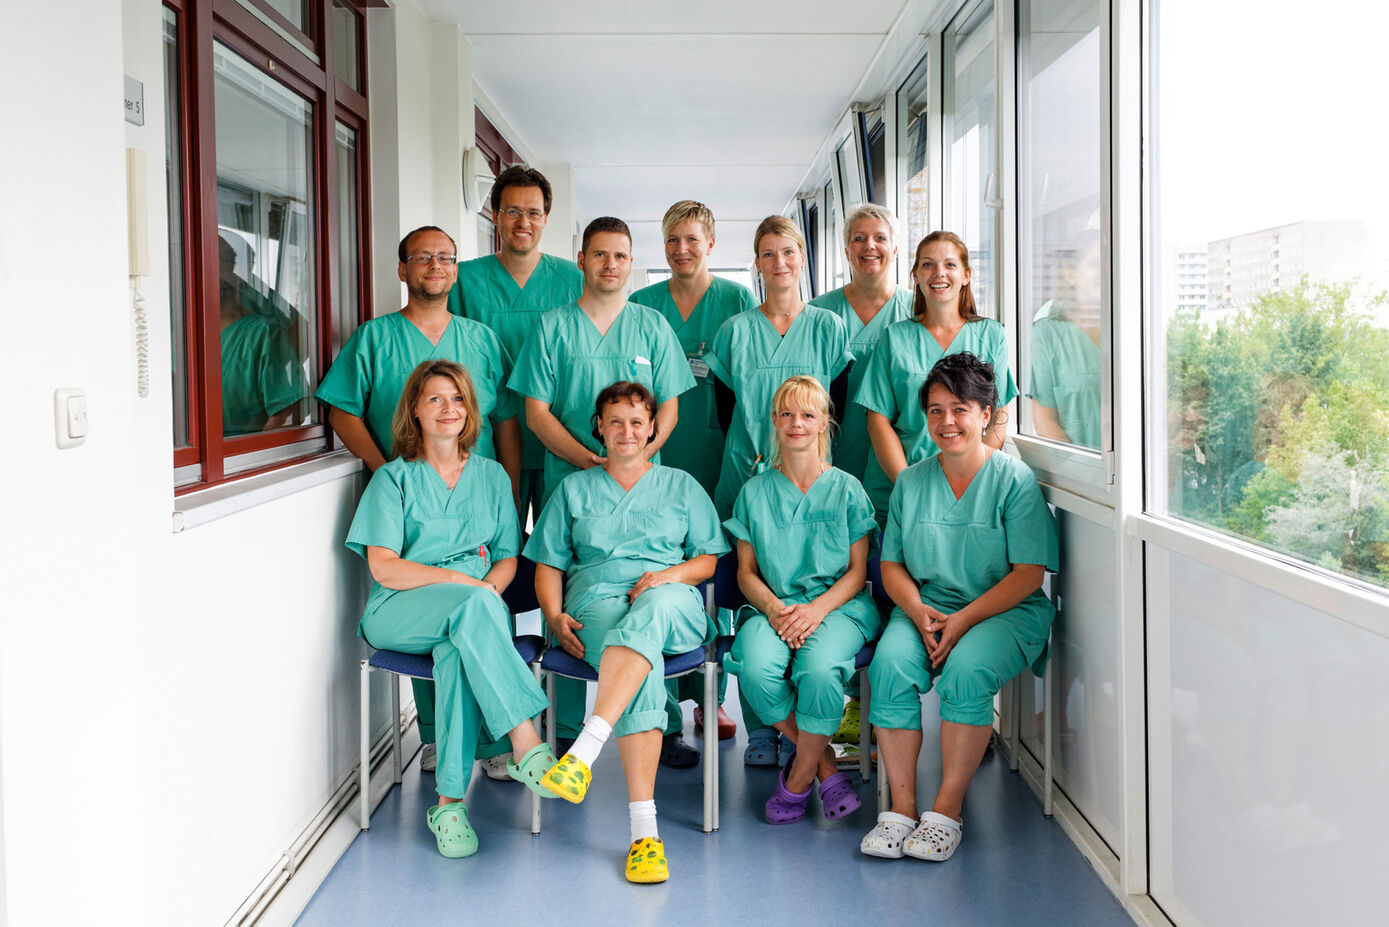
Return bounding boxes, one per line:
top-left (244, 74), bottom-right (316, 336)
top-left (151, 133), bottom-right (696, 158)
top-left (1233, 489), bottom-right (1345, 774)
top-left (163, 9), bottom-right (190, 449)
top-left (900, 56), bottom-right (931, 253)
top-left (335, 121), bottom-right (359, 351)
top-left (945, 2), bottom-right (997, 318)
top-left (868, 119), bottom-right (886, 207)
top-left (257, 0), bottom-right (308, 33)
top-left (214, 42), bottom-right (315, 438)
top-left (1155, 1), bottom-right (1389, 586)
top-left (477, 215), bottom-right (495, 257)
top-left (331, 0), bottom-right (360, 91)
top-left (1019, 0), bottom-right (1102, 450)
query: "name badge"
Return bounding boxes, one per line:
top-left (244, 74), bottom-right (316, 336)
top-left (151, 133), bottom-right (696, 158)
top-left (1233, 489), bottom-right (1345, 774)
top-left (634, 355), bottom-right (652, 367)
top-left (688, 356), bottom-right (710, 378)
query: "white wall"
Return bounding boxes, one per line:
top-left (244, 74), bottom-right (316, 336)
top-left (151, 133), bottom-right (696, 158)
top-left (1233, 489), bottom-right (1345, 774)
top-left (0, 1), bottom-right (497, 922)
top-left (0, 2), bottom-right (145, 922)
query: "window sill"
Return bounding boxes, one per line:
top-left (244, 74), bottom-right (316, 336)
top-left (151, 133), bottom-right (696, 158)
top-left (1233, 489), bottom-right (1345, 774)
top-left (172, 450), bottom-right (364, 532)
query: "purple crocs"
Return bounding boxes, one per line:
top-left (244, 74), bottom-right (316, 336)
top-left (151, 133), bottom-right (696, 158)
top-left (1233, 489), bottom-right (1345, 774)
top-left (764, 751), bottom-right (811, 824)
top-left (818, 771), bottom-right (861, 820)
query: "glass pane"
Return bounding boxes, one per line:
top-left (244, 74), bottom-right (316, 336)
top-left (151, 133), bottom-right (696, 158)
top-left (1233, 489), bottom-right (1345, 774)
top-left (1153, 1), bottom-right (1389, 587)
top-left (163, 9), bottom-right (190, 449)
top-left (259, 0), bottom-right (307, 33)
top-left (335, 121), bottom-right (360, 351)
top-left (945, 3), bottom-right (997, 318)
top-left (477, 215), bottom-right (495, 256)
top-left (214, 41), bottom-right (315, 438)
top-left (900, 55), bottom-right (931, 254)
top-left (1018, 0), bottom-right (1103, 450)
top-left (868, 122), bottom-right (886, 206)
top-left (331, 1), bottom-right (360, 91)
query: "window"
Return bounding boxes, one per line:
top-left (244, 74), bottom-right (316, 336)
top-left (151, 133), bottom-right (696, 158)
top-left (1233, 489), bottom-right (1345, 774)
top-left (1151, 0), bottom-right (1389, 588)
top-left (473, 107), bottom-right (523, 257)
top-left (899, 54), bottom-right (931, 256)
top-left (1017, 0), bottom-right (1103, 451)
top-left (164, 0), bottom-right (369, 489)
top-left (944, 1), bottom-right (998, 319)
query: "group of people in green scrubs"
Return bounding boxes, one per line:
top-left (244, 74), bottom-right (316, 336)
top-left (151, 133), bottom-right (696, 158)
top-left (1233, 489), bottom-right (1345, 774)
top-left (317, 162), bottom-right (1058, 877)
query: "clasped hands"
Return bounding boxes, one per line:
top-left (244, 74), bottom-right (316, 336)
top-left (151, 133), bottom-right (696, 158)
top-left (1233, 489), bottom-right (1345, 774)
top-left (766, 598), bottom-right (827, 649)
top-left (908, 602), bottom-right (966, 668)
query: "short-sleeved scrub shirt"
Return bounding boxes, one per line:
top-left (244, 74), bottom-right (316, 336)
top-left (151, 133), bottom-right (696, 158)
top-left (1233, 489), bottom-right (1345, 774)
top-left (1028, 315), bottom-right (1102, 450)
top-left (314, 311), bottom-right (520, 461)
top-left (524, 465), bottom-right (730, 736)
top-left (705, 306), bottom-right (852, 517)
top-left (449, 253), bottom-right (584, 470)
top-left (508, 302), bottom-right (696, 507)
top-left (807, 286), bottom-right (914, 481)
top-left (629, 276), bottom-right (758, 495)
top-left (853, 316), bottom-right (1018, 522)
top-left (222, 313), bottom-right (308, 436)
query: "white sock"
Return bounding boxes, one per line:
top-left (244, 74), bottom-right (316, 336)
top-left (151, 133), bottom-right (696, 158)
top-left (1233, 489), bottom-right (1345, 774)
top-left (567, 716), bottom-right (613, 767)
top-left (630, 799), bottom-right (659, 842)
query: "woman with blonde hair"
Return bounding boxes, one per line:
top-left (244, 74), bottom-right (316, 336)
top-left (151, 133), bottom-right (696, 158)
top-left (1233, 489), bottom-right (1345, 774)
top-left (724, 375), bottom-right (880, 822)
top-left (706, 215), bottom-right (852, 765)
top-left (345, 360), bottom-right (557, 859)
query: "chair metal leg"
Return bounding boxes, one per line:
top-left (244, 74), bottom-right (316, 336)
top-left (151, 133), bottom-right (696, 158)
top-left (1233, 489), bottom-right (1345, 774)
top-left (1043, 659), bottom-right (1055, 818)
top-left (532, 661), bottom-right (544, 835)
top-left (1008, 677), bottom-right (1021, 772)
top-left (359, 659), bottom-right (371, 830)
top-left (858, 669), bottom-right (871, 781)
top-left (876, 739), bottom-right (889, 814)
top-left (391, 675), bottom-right (403, 784)
top-left (703, 659), bottom-right (717, 833)
top-left (545, 671), bottom-right (556, 754)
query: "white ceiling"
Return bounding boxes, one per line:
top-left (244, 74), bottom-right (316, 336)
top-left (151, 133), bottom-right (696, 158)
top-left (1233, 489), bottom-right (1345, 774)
top-left (416, 0), bottom-right (916, 268)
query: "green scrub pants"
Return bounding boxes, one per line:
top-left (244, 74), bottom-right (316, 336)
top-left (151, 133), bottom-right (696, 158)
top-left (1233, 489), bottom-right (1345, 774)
top-left (662, 605), bottom-right (731, 735)
top-left (726, 611), bottom-right (868, 737)
top-left (361, 583), bottom-right (548, 799)
top-left (867, 608), bottom-right (1045, 728)
top-left (576, 584), bottom-right (706, 738)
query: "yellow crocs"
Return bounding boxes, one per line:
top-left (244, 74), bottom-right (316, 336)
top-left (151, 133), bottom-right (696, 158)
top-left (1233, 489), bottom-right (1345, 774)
top-left (625, 837), bottom-right (669, 884)
top-left (541, 752), bottom-right (592, 804)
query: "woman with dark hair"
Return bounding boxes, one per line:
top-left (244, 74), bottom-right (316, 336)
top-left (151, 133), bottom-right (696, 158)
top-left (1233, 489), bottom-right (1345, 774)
top-left (525, 381), bottom-right (728, 884)
top-left (345, 360), bottom-right (557, 859)
top-left (860, 352), bottom-right (1057, 863)
top-left (854, 231), bottom-right (1018, 525)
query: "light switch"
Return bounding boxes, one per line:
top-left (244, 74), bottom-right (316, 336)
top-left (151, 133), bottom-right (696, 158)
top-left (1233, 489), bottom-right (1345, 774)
top-left (54, 387), bottom-right (87, 448)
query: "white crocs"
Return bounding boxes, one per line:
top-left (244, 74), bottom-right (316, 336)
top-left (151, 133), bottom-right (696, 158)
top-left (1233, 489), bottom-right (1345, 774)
top-left (903, 811), bottom-right (963, 861)
top-left (480, 752), bottom-right (513, 781)
top-left (860, 811), bottom-right (918, 859)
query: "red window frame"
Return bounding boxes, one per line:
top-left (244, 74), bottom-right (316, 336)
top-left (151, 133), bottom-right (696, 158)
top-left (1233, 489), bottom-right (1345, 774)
top-left (474, 107), bottom-right (523, 253)
top-left (165, 0), bottom-right (370, 490)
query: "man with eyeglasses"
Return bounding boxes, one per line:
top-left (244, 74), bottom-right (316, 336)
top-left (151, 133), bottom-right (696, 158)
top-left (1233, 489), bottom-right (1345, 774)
top-left (317, 225), bottom-right (525, 777)
top-left (448, 165), bottom-right (584, 525)
top-left (447, 166), bottom-right (587, 761)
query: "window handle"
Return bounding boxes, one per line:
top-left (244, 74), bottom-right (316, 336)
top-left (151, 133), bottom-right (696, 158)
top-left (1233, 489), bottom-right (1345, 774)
top-left (985, 172), bottom-right (1003, 209)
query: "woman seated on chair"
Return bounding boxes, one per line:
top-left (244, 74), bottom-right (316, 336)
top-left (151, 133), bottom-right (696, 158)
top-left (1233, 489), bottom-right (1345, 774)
top-left (860, 352), bottom-right (1057, 862)
top-left (525, 381), bottom-right (728, 884)
top-left (346, 360), bottom-right (558, 860)
top-left (723, 375), bottom-right (880, 824)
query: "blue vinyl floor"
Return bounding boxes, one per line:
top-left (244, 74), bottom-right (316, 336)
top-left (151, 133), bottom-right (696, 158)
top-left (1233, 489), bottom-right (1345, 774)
top-left (298, 687), bottom-right (1132, 926)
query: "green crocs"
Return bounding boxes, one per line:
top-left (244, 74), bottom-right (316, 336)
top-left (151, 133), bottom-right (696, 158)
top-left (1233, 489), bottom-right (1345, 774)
top-left (426, 801), bottom-right (478, 858)
top-left (507, 742), bottom-right (561, 799)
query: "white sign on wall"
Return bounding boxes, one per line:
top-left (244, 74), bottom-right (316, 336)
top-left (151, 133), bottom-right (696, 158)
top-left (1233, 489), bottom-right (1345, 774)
top-left (124, 75), bottom-right (144, 126)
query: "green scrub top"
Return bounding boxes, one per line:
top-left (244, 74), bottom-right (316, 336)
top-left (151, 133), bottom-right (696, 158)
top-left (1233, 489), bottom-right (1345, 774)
top-left (882, 452), bottom-right (1057, 638)
top-left (705, 306), bottom-right (852, 517)
top-left (345, 455), bottom-right (521, 622)
top-left (853, 317), bottom-right (1018, 520)
top-left (807, 286), bottom-right (915, 480)
top-left (508, 301), bottom-right (696, 506)
top-left (524, 465), bottom-right (730, 620)
top-left (1028, 315), bottom-right (1102, 450)
top-left (222, 313), bottom-right (308, 436)
top-left (449, 253), bottom-right (584, 469)
top-left (315, 312), bottom-right (519, 461)
top-left (724, 466), bottom-right (881, 638)
top-left (629, 276), bottom-right (758, 496)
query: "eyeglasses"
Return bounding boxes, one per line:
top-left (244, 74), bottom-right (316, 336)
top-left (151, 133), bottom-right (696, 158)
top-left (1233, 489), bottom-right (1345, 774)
top-left (500, 207), bottom-right (546, 222)
top-left (405, 252), bottom-right (458, 266)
